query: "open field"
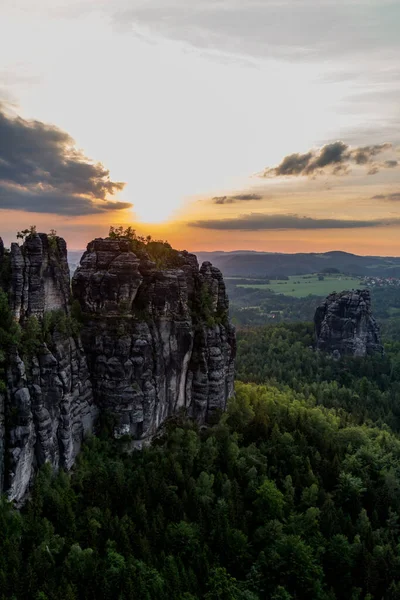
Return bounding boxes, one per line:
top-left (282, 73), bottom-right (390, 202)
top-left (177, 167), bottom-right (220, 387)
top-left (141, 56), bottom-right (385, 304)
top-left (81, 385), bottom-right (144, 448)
top-left (236, 274), bottom-right (366, 297)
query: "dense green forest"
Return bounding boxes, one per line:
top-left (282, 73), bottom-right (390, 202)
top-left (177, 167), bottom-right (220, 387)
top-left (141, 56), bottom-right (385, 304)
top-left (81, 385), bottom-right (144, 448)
top-left (2, 321), bottom-right (400, 598)
top-left (236, 323), bottom-right (400, 432)
top-left (3, 379), bottom-right (400, 599)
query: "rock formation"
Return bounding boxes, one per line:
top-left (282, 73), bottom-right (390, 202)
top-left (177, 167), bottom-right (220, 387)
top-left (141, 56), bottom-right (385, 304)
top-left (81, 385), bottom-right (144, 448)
top-left (0, 233), bottom-right (236, 503)
top-left (2, 234), bottom-right (97, 502)
top-left (10, 233), bottom-right (71, 321)
top-left (72, 238), bottom-right (235, 441)
top-left (314, 289), bottom-right (383, 357)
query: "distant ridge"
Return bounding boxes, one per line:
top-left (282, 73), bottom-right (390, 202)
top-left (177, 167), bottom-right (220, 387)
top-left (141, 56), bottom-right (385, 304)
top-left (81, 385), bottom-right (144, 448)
top-left (68, 248), bottom-right (400, 277)
top-left (193, 250), bottom-right (400, 277)
top-left (193, 250), bottom-right (278, 255)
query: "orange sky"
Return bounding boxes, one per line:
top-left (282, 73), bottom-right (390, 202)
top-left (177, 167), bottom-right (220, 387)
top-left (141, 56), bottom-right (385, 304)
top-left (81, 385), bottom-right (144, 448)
top-left (1, 211), bottom-right (399, 257)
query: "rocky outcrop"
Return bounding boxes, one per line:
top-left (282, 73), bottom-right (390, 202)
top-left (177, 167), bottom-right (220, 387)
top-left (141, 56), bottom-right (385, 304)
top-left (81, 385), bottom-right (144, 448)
top-left (10, 233), bottom-right (71, 321)
top-left (2, 234), bottom-right (97, 503)
top-left (72, 238), bottom-right (236, 441)
top-left (0, 233), bottom-right (236, 502)
top-left (5, 336), bottom-right (97, 503)
top-left (315, 289), bottom-right (383, 357)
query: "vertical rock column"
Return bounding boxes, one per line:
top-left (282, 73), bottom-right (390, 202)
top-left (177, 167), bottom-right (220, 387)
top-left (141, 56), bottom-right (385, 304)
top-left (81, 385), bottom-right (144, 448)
top-left (189, 261), bottom-right (236, 422)
top-left (10, 233), bottom-right (71, 321)
top-left (4, 233), bottom-right (96, 503)
top-left (314, 289), bottom-right (383, 357)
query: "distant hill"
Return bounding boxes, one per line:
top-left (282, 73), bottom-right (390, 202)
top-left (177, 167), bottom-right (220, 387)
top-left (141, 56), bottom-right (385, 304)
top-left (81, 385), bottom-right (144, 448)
top-left (69, 248), bottom-right (400, 278)
top-left (68, 249), bottom-right (85, 274)
top-left (195, 250), bottom-right (400, 277)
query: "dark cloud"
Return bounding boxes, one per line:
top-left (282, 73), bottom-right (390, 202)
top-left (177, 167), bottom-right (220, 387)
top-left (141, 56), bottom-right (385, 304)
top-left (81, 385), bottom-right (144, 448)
top-left (189, 213), bottom-right (399, 231)
top-left (0, 183), bottom-right (131, 215)
top-left (212, 193), bottom-right (263, 204)
top-left (313, 141), bottom-right (348, 168)
top-left (271, 152), bottom-right (313, 176)
top-left (353, 143), bottom-right (392, 165)
top-left (372, 192), bottom-right (400, 202)
top-left (262, 142), bottom-right (395, 178)
top-left (0, 103), bottom-right (129, 216)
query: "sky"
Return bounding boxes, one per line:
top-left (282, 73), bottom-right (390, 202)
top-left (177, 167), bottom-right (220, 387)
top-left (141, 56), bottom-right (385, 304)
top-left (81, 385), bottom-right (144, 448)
top-left (0, 0), bottom-right (399, 254)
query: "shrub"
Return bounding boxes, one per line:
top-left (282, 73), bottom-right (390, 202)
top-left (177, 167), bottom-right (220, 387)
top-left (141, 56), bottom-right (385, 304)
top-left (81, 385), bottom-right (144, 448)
top-left (107, 226), bottom-right (185, 269)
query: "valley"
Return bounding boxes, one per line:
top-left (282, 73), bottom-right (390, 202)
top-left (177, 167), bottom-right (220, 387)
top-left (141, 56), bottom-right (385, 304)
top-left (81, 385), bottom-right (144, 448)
top-left (230, 273), bottom-right (365, 297)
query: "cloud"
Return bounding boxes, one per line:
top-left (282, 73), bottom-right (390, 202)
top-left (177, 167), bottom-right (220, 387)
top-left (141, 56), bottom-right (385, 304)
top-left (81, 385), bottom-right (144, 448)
top-left (367, 166), bottom-right (379, 175)
top-left (353, 143), bottom-right (392, 165)
top-left (261, 142), bottom-right (395, 178)
top-left (0, 103), bottom-right (129, 216)
top-left (372, 192), bottom-right (400, 202)
top-left (267, 152), bottom-right (313, 176)
top-left (212, 193), bottom-right (263, 204)
top-left (189, 212), bottom-right (400, 231)
top-left (108, 0), bottom-right (400, 64)
top-left (340, 118), bottom-right (400, 149)
top-left (0, 183), bottom-right (132, 215)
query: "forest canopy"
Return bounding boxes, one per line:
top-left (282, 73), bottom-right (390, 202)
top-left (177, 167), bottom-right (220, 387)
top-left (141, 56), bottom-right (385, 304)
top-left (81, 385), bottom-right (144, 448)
top-left (2, 323), bottom-right (400, 598)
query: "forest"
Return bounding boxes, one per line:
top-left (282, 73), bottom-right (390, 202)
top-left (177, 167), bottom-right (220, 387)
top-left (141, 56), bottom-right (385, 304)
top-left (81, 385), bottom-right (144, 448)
top-left (2, 321), bottom-right (400, 598)
top-left (228, 281), bottom-right (400, 341)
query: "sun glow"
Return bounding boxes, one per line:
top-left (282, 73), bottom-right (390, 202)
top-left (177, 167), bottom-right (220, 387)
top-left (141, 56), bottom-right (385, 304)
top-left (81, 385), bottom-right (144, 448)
top-left (132, 202), bottom-right (172, 224)
top-left (127, 188), bottom-right (190, 224)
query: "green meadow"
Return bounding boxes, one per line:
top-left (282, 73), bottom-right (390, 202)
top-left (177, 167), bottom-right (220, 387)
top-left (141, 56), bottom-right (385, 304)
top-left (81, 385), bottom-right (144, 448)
top-left (236, 273), bottom-right (366, 297)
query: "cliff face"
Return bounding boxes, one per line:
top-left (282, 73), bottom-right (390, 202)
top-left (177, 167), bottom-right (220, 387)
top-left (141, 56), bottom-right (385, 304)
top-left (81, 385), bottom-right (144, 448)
top-left (10, 233), bottom-right (71, 321)
top-left (314, 289), bottom-right (383, 357)
top-left (2, 234), bottom-right (97, 502)
top-left (0, 234), bottom-right (235, 503)
top-left (5, 336), bottom-right (96, 502)
top-left (72, 238), bottom-right (236, 441)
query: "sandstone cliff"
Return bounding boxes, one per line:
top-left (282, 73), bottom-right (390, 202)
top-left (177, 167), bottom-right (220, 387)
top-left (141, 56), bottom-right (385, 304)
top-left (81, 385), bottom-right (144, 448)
top-left (2, 234), bottom-right (96, 502)
top-left (0, 233), bottom-right (235, 503)
top-left (314, 289), bottom-right (383, 357)
top-left (10, 233), bottom-right (71, 321)
top-left (72, 238), bottom-right (236, 441)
